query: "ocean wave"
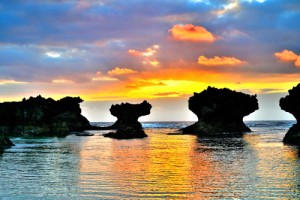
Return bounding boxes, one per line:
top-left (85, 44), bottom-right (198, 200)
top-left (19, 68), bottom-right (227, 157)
top-left (245, 120), bottom-right (295, 128)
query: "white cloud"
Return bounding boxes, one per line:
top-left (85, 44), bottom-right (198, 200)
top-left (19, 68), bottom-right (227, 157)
top-left (45, 51), bottom-right (61, 58)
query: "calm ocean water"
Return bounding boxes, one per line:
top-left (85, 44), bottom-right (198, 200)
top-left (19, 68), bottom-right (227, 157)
top-left (1, 121), bottom-right (300, 199)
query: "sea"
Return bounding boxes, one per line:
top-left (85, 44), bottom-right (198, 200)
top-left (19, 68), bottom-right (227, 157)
top-left (1, 121), bottom-right (300, 199)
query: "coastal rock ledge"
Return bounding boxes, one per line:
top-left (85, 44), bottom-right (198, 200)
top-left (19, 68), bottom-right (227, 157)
top-left (103, 101), bottom-right (151, 139)
top-left (0, 135), bottom-right (14, 147)
top-left (0, 95), bottom-right (91, 137)
top-left (280, 83), bottom-right (300, 144)
top-left (181, 87), bottom-right (258, 136)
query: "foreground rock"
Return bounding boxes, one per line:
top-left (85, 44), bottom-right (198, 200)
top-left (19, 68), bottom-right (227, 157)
top-left (0, 95), bottom-right (91, 137)
top-left (280, 83), bottom-right (300, 144)
top-left (182, 87), bottom-right (258, 136)
top-left (0, 135), bottom-right (14, 147)
top-left (102, 101), bottom-right (151, 139)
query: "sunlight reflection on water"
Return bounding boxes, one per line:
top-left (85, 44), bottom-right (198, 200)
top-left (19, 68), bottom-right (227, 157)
top-left (0, 122), bottom-right (300, 199)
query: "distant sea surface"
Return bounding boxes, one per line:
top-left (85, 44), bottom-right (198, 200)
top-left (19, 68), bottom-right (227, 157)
top-left (1, 121), bottom-right (300, 199)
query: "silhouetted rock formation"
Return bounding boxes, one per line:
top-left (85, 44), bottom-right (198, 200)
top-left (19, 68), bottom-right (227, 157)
top-left (75, 132), bottom-right (94, 136)
top-left (0, 135), bottom-right (14, 147)
top-left (102, 101), bottom-right (151, 139)
top-left (103, 128), bottom-right (147, 139)
top-left (280, 84), bottom-right (300, 144)
top-left (0, 95), bottom-right (91, 136)
top-left (110, 101), bottom-right (152, 129)
top-left (182, 87), bottom-right (258, 135)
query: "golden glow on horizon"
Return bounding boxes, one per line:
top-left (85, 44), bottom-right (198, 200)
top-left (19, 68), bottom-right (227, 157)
top-left (169, 24), bottom-right (215, 42)
top-left (1, 66), bottom-right (300, 103)
top-left (83, 74), bottom-right (299, 101)
top-left (198, 55), bottom-right (246, 66)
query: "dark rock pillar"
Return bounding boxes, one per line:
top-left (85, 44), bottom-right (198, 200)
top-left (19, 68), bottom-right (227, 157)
top-left (280, 83), bottom-right (300, 144)
top-left (182, 87), bottom-right (258, 136)
top-left (103, 101), bottom-right (152, 139)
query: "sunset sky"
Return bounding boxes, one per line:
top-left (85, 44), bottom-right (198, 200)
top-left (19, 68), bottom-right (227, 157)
top-left (1, 0), bottom-right (300, 121)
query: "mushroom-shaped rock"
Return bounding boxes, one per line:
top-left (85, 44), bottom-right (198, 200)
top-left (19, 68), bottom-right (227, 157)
top-left (103, 101), bottom-right (151, 139)
top-left (0, 135), bottom-right (14, 147)
top-left (182, 87), bottom-right (258, 135)
top-left (280, 83), bottom-right (300, 144)
top-left (110, 100), bottom-right (152, 129)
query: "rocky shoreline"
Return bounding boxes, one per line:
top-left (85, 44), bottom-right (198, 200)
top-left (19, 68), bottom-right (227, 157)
top-left (3, 84), bottom-right (300, 144)
top-left (0, 95), bottom-right (91, 137)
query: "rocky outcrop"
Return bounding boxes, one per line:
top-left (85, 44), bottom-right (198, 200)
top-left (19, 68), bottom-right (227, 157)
top-left (280, 84), bottom-right (300, 144)
top-left (103, 128), bottom-right (147, 139)
top-left (0, 95), bottom-right (91, 136)
top-left (102, 101), bottom-right (151, 139)
top-left (182, 87), bottom-right (258, 135)
top-left (0, 135), bottom-right (14, 147)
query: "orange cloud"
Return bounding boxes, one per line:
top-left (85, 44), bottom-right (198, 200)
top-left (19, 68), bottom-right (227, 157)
top-left (295, 57), bottom-right (300, 67)
top-left (128, 49), bottom-right (142, 56)
top-left (274, 49), bottom-right (298, 62)
top-left (107, 67), bottom-right (138, 76)
top-left (169, 24), bottom-right (215, 42)
top-left (91, 71), bottom-right (118, 81)
top-left (128, 45), bottom-right (160, 67)
top-left (274, 49), bottom-right (300, 68)
top-left (153, 92), bottom-right (182, 97)
top-left (198, 56), bottom-right (246, 66)
top-left (52, 79), bottom-right (73, 84)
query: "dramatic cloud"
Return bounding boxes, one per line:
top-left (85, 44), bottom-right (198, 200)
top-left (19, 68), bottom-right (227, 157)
top-left (198, 56), bottom-right (246, 66)
top-left (274, 50), bottom-right (298, 62)
top-left (107, 67), bottom-right (138, 76)
top-left (1, 0), bottom-right (300, 121)
top-left (169, 24), bottom-right (215, 42)
top-left (128, 45), bottom-right (160, 67)
top-left (274, 49), bottom-right (300, 67)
